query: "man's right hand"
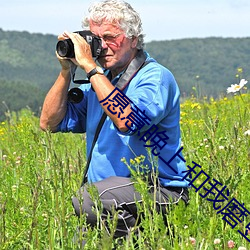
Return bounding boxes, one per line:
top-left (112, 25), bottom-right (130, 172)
top-left (56, 33), bottom-right (79, 71)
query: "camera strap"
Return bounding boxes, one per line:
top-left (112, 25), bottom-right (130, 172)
top-left (81, 50), bottom-right (150, 186)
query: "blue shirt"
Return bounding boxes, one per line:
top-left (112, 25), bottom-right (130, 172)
top-left (57, 52), bottom-right (189, 187)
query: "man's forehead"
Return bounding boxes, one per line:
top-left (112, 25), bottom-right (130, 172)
top-left (89, 19), bottom-right (121, 32)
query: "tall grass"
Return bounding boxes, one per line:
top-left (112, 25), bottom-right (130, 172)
top-left (0, 93), bottom-right (249, 249)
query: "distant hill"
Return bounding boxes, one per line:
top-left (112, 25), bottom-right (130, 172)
top-left (0, 28), bottom-right (249, 120)
top-left (145, 37), bottom-right (250, 98)
top-left (0, 29), bottom-right (60, 120)
top-left (0, 29), bottom-right (60, 88)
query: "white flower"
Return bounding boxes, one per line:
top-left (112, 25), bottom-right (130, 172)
top-left (227, 79), bottom-right (248, 93)
top-left (244, 130), bottom-right (250, 136)
top-left (218, 145), bottom-right (224, 150)
top-left (189, 237), bottom-right (196, 245)
top-left (20, 207), bottom-right (25, 214)
top-left (238, 247), bottom-right (247, 250)
top-left (214, 238), bottom-right (221, 244)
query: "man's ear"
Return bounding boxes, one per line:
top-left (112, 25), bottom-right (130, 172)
top-left (131, 36), bottom-right (139, 48)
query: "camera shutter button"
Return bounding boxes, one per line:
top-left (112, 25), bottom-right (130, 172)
top-left (87, 66), bottom-right (104, 80)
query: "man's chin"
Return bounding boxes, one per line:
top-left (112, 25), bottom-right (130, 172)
top-left (98, 58), bottom-right (113, 69)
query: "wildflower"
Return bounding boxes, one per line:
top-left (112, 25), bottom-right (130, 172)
top-left (184, 225), bottom-right (188, 229)
top-left (244, 130), bottom-right (250, 136)
top-left (189, 237), bottom-right (196, 245)
top-left (135, 157), bottom-right (141, 164)
top-left (120, 157), bottom-right (126, 163)
top-left (214, 238), bottom-right (221, 244)
top-left (227, 79), bottom-right (248, 93)
top-left (228, 240), bottom-right (235, 248)
top-left (219, 145), bottom-right (224, 150)
top-left (237, 67), bottom-right (243, 73)
top-left (191, 103), bottom-right (201, 109)
top-left (42, 213), bottom-right (48, 221)
top-left (12, 185), bottom-right (17, 192)
top-left (130, 159), bottom-right (135, 165)
top-left (238, 247), bottom-right (246, 250)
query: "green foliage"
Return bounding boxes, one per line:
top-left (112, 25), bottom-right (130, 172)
top-left (0, 29), bottom-right (60, 91)
top-left (0, 29), bottom-right (250, 120)
top-left (0, 109), bottom-right (85, 249)
top-left (145, 37), bottom-right (250, 98)
top-left (0, 93), bottom-right (249, 249)
top-left (0, 79), bottom-right (46, 121)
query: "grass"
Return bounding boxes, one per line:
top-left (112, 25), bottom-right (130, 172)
top-left (0, 92), bottom-right (249, 249)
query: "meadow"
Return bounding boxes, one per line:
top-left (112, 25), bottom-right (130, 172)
top-left (0, 87), bottom-right (249, 249)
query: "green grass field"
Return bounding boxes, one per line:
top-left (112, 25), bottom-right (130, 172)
top-left (0, 90), bottom-right (249, 249)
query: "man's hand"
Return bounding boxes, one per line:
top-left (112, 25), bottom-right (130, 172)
top-left (56, 33), bottom-right (79, 71)
top-left (62, 31), bottom-right (96, 73)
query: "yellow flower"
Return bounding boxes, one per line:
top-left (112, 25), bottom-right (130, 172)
top-left (180, 111), bottom-right (187, 116)
top-left (191, 103), bottom-right (201, 109)
top-left (237, 67), bottom-right (243, 73)
top-left (130, 159), bottom-right (135, 165)
top-left (135, 157), bottom-right (141, 164)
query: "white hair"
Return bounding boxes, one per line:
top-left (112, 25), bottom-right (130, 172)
top-left (82, 0), bottom-right (145, 49)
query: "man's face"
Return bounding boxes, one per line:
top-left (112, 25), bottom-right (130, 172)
top-left (89, 20), bottom-right (138, 73)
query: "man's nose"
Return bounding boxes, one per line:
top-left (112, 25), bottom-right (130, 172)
top-left (101, 38), bottom-right (108, 49)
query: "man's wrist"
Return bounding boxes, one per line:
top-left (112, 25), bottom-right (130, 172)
top-left (60, 68), bottom-right (71, 79)
top-left (87, 66), bottom-right (104, 80)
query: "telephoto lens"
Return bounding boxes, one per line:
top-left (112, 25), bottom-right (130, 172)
top-left (56, 39), bottom-right (75, 58)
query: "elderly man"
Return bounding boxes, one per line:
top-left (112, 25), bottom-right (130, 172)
top-left (40, 0), bottom-right (189, 242)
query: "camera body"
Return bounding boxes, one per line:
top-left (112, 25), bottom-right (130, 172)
top-left (56, 30), bottom-right (102, 58)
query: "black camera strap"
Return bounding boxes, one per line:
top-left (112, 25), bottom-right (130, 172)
top-left (81, 50), bottom-right (149, 186)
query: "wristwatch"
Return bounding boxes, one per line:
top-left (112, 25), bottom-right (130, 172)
top-left (87, 66), bottom-right (104, 80)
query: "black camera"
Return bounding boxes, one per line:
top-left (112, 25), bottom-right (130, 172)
top-left (56, 30), bottom-right (102, 58)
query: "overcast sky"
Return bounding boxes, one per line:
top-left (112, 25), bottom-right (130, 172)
top-left (1, 0), bottom-right (250, 42)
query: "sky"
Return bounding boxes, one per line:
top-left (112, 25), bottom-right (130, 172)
top-left (1, 0), bottom-right (250, 42)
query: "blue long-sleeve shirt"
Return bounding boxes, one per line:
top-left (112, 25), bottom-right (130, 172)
top-left (57, 52), bottom-right (189, 187)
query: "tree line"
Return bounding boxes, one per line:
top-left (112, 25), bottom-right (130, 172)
top-left (0, 28), bottom-right (249, 120)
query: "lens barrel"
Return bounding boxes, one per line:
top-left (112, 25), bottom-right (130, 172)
top-left (56, 39), bottom-right (75, 58)
top-left (68, 88), bottom-right (84, 103)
